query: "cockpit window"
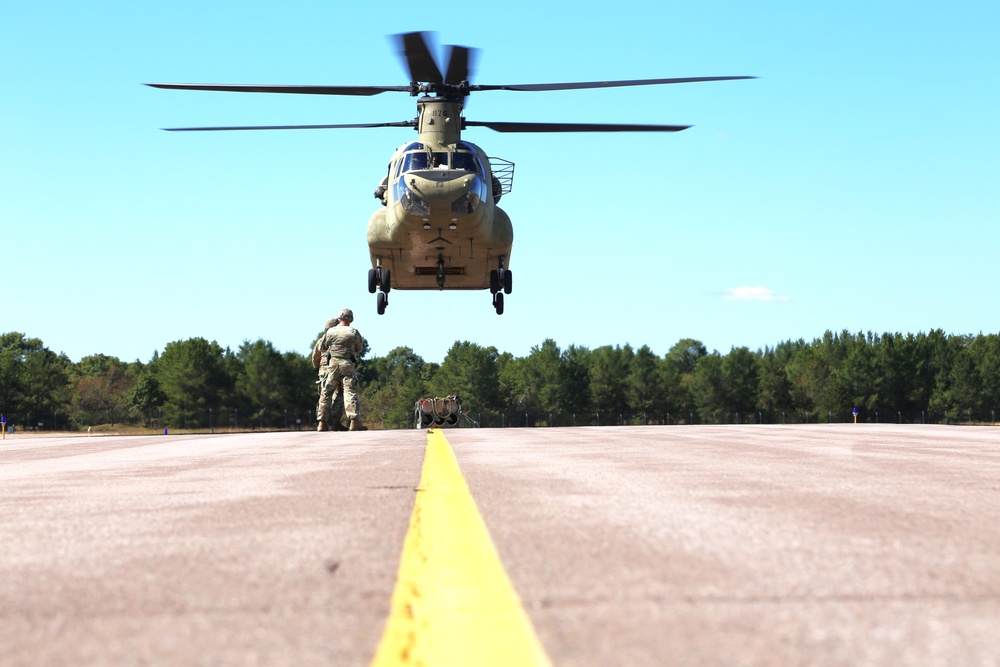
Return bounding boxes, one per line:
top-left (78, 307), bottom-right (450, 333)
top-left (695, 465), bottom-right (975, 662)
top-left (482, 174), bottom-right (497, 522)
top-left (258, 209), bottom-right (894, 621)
top-left (452, 152), bottom-right (480, 174)
top-left (402, 152), bottom-right (429, 172)
top-left (399, 146), bottom-right (483, 175)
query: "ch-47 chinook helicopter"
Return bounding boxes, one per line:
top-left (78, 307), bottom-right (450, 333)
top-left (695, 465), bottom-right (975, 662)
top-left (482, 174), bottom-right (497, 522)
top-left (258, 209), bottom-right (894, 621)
top-left (148, 32), bottom-right (753, 315)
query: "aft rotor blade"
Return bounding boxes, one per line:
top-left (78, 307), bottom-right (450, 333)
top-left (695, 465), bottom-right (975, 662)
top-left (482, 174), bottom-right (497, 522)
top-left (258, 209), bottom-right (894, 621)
top-left (396, 32), bottom-right (443, 84)
top-left (161, 121), bottom-right (416, 132)
top-left (444, 45), bottom-right (476, 85)
top-left (145, 83), bottom-right (410, 96)
top-left (466, 121), bottom-right (691, 133)
top-left (473, 75), bottom-right (756, 92)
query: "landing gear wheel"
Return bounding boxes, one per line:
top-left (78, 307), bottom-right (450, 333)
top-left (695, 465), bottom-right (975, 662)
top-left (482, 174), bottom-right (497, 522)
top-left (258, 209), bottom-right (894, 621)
top-left (493, 291), bottom-right (504, 315)
top-left (368, 268), bottom-right (377, 294)
top-left (376, 291), bottom-right (387, 315)
top-left (502, 269), bottom-right (513, 294)
top-left (489, 269), bottom-right (500, 294)
top-left (380, 268), bottom-right (391, 294)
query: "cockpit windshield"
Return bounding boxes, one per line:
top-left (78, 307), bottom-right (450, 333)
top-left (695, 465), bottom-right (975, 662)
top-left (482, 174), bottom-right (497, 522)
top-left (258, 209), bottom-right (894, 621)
top-left (397, 144), bottom-right (484, 176)
top-left (402, 152), bottom-right (429, 172)
top-left (452, 152), bottom-right (480, 174)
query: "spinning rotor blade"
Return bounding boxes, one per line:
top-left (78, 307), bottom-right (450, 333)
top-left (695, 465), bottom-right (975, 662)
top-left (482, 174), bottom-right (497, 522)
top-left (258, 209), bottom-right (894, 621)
top-left (473, 75), bottom-right (756, 93)
top-left (396, 32), bottom-right (443, 84)
top-left (161, 121), bottom-right (416, 132)
top-left (444, 44), bottom-right (476, 85)
top-left (145, 83), bottom-right (409, 96)
top-left (466, 121), bottom-right (691, 133)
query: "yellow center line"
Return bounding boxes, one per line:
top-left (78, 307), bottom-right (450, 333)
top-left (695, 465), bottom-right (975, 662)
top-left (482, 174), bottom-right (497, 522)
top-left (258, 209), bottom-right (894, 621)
top-left (370, 429), bottom-right (553, 667)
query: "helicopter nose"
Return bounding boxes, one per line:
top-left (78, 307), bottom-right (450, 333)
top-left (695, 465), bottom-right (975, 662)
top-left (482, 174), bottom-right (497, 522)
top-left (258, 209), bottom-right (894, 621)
top-left (405, 173), bottom-right (475, 203)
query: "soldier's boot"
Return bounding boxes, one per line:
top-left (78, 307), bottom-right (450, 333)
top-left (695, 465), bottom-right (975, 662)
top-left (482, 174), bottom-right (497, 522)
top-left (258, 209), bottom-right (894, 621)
top-left (330, 419), bottom-right (348, 432)
top-left (317, 421), bottom-right (327, 432)
top-left (349, 418), bottom-right (367, 432)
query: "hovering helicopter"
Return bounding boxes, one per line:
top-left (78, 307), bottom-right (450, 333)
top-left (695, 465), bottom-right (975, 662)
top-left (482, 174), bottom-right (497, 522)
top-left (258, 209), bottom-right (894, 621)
top-left (147, 32), bottom-right (753, 315)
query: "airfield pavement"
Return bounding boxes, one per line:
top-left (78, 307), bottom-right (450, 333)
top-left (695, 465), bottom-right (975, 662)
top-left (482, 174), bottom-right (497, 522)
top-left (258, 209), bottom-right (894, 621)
top-left (1, 424), bottom-right (999, 666)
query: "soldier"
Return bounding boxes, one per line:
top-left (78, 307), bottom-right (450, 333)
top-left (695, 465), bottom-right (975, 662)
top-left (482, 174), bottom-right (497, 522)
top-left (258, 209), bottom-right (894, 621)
top-left (314, 318), bottom-right (346, 431)
top-left (317, 308), bottom-right (366, 431)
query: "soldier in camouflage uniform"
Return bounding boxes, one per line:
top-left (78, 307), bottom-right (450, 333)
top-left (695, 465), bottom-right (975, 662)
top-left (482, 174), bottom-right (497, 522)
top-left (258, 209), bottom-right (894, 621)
top-left (313, 318), bottom-right (346, 431)
top-left (316, 308), bottom-right (366, 431)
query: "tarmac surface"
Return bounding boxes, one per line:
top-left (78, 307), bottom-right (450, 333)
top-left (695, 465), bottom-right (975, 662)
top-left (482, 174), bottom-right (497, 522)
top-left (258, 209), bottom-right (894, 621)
top-left (2, 424), bottom-right (999, 666)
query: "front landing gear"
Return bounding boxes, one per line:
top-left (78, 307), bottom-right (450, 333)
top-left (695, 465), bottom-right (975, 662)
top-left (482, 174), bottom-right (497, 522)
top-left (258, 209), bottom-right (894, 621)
top-left (369, 261), bottom-right (391, 315)
top-left (489, 257), bottom-right (512, 315)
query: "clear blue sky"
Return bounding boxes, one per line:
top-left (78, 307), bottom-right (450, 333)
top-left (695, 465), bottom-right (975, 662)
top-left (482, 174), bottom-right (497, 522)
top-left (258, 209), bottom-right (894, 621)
top-left (3, 1), bottom-right (999, 365)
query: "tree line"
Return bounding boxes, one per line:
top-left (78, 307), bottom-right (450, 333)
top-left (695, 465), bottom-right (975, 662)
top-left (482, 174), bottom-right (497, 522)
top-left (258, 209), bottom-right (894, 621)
top-left (2, 329), bottom-right (998, 432)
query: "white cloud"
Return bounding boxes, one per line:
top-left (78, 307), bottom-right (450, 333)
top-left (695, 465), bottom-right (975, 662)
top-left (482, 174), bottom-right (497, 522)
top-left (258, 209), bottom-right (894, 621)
top-left (723, 286), bottom-right (789, 302)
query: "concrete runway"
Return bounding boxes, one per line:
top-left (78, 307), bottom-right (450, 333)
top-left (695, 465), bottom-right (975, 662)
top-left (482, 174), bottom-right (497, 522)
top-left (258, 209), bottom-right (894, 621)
top-left (2, 425), bottom-right (998, 666)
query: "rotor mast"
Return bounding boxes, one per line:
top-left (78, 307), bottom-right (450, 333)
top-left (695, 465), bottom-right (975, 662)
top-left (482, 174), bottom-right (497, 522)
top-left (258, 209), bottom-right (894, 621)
top-left (415, 96), bottom-right (465, 147)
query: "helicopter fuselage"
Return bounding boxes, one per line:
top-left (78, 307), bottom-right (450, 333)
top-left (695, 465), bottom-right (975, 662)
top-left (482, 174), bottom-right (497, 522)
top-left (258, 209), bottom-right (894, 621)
top-left (367, 98), bottom-right (513, 292)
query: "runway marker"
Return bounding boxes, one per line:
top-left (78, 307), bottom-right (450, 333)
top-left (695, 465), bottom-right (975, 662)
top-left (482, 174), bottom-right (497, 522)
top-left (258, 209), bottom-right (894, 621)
top-left (370, 429), bottom-right (552, 667)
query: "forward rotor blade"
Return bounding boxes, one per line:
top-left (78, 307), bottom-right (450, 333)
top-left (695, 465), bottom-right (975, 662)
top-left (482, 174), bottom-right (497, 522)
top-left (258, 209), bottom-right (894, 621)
top-left (444, 45), bottom-right (476, 85)
top-left (161, 121), bottom-right (416, 132)
top-left (473, 75), bottom-right (756, 93)
top-left (396, 32), bottom-right (442, 84)
top-left (465, 121), bottom-right (691, 133)
top-left (146, 83), bottom-right (410, 96)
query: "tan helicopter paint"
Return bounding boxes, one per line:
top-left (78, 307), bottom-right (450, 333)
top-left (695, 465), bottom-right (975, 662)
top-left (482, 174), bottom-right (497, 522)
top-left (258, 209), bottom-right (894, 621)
top-left (367, 97), bottom-right (513, 291)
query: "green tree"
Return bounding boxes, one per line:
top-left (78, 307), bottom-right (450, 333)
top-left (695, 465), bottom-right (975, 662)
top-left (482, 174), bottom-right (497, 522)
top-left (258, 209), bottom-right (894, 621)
top-left (499, 339), bottom-right (564, 419)
top-left (784, 339), bottom-right (826, 419)
top-left (70, 354), bottom-right (132, 426)
top-left (559, 345), bottom-right (592, 418)
top-left (691, 351), bottom-right (725, 420)
top-left (756, 344), bottom-right (794, 418)
top-left (0, 332), bottom-right (71, 429)
top-left (589, 344), bottom-right (633, 423)
top-left (361, 347), bottom-right (430, 428)
top-left (833, 331), bottom-right (876, 416)
top-left (909, 329), bottom-right (950, 414)
top-left (870, 332), bottom-right (920, 416)
top-left (236, 339), bottom-right (290, 424)
top-left (720, 346), bottom-right (759, 420)
top-left (430, 341), bottom-right (502, 412)
top-left (0, 333), bottom-right (29, 416)
top-left (627, 345), bottom-right (662, 422)
top-left (152, 338), bottom-right (233, 428)
top-left (125, 371), bottom-right (164, 427)
top-left (662, 339), bottom-right (706, 420)
top-left (969, 334), bottom-right (1000, 419)
top-left (284, 351), bottom-right (319, 427)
